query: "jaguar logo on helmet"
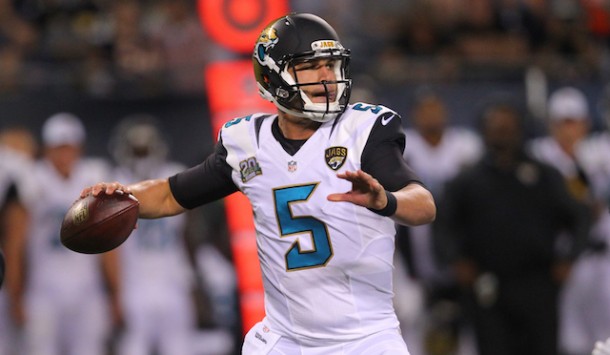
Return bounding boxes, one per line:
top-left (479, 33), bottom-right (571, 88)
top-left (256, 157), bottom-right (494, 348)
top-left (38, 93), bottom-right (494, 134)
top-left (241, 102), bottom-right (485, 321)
top-left (255, 27), bottom-right (279, 64)
top-left (325, 146), bottom-right (348, 171)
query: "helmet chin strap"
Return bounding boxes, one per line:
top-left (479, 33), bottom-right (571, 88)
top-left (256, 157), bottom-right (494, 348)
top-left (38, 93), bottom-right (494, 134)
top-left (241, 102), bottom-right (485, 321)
top-left (274, 88), bottom-right (340, 123)
top-left (299, 83), bottom-right (341, 123)
top-left (280, 83), bottom-right (344, 123)
top-left (277, 104), bottom-right (339, 123)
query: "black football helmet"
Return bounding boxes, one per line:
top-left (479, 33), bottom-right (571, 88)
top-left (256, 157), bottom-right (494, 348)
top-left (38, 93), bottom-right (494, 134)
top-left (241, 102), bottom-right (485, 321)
top-left (108, 114), bottom-right (168, 180)
top-left (253, 13), bottom-right (351, 122)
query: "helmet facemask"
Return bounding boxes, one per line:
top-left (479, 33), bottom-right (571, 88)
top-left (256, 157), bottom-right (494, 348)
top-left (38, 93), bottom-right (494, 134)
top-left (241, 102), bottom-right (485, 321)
top-left (275, 49), bottom-right (351, 123)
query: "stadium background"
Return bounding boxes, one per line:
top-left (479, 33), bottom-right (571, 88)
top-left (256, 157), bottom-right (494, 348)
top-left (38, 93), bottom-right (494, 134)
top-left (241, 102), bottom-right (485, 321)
top-left (1, 0), bottom-right (609, 354)
top-left (1, 0), bottom-right (608, 162)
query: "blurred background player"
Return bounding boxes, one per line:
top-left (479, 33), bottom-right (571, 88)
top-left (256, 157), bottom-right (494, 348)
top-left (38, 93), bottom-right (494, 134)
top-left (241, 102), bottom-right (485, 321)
top-left (0, 125), bottom-right (36, 355)
top-left (0, 157), bottom-right (24, 355)
top-left (594, 83), bottom-right (610, 218)
top-left (394, 88), bottom-right (483, 355)
top-left (6, 113), bottom-right (121, 355)
top-left (436, 101), bottom-right (590, 355)
top-left (594, 337), bottom-right (610, 355)
top-left (108, 115), bottom-right (199, 355)
top-left (0, 151), bottom-right (27, 355)
top-left (528, 87), bottom-right (610, 355)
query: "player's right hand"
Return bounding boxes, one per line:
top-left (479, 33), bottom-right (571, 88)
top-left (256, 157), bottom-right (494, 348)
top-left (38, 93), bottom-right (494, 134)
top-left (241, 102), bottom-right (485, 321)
top-left (81, 182), bottom-right (131, 198)
top-left (328, 170), bottom-right (386, 210)
top-left (593, 337), bottom-right (610, 355)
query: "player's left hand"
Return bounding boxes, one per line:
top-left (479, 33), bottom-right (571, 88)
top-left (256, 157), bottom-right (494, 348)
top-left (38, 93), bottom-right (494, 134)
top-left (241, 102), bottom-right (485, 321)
top-left (80, 181), bottom-right (132, 198)
top-left (327, 170), bottom-right (387, 210)
top-left (593, 337), bottom-right (610, 355)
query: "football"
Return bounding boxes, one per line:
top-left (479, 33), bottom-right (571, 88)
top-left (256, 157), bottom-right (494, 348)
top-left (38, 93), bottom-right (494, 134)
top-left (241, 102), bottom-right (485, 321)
top-left (60, 192), bottom-right (139, 254)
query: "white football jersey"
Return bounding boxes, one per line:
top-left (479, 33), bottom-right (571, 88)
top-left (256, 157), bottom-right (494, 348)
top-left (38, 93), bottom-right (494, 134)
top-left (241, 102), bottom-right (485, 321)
top-left (403, 127), bottom-right (482, 197)
top-left (24, 158), bottom-right (111, 297)
top-left (220, 103), bottom-right (400, 345)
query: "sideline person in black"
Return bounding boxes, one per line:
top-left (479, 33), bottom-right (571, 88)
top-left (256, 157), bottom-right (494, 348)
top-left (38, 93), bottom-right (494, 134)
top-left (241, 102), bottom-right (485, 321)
top-left (435, 102), bottom-right (590, 355)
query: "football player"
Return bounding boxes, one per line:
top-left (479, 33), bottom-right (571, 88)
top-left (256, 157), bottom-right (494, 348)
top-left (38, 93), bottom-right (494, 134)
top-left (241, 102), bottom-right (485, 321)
top-left (0, 127), bottom-right (36, 355)
top-left (82, 13), bottom-right (435, 354)
top-left (395, 89), bottom-right (483, 354)
top-left (108, 115), bottom-right (198, 355)
top-left (529, 87), bottom-right (610, 355)
top-left (15, 113), bottom-right (121, 355)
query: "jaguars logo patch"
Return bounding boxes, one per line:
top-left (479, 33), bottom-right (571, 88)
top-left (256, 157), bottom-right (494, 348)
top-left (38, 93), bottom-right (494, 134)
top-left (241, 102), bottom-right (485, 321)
top-left (325, 146), bottom-right (348, 171)
top-left (254, 27), bottom-right (279, 64)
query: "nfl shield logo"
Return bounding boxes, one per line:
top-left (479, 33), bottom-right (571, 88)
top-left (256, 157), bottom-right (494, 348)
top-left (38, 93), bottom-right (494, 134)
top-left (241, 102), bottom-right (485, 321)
top-left (288, 160), bottom-right (297, 172)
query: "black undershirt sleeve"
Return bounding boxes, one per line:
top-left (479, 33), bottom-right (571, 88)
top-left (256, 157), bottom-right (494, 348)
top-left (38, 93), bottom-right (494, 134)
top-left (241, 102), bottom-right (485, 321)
top-left (169, 112), bottom-right (421, 208)
top-left (361, 112), bottom-right (423, 192)
top-left (168, 137), bottom-right (238, 209)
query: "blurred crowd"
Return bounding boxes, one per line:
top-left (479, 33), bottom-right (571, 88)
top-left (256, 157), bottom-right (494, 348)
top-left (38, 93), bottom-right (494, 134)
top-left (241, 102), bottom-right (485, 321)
top-left (0, 0), bottom-right (609, 97)
top-left (0, 0), bottom-right (223, 97)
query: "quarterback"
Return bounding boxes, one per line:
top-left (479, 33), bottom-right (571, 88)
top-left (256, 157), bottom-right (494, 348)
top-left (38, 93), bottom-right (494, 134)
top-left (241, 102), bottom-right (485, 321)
top-left (82, 13), bottom-right (436, 354)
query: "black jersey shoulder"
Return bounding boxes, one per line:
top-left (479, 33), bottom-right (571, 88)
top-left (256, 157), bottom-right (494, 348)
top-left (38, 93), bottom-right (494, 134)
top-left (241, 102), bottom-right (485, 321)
top-left (357, 106), bottom-right (421, 191)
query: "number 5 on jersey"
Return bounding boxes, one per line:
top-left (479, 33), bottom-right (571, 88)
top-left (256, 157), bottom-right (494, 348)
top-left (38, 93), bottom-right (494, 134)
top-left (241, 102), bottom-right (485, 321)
top-left (273, 184), bottom-right (333, 271)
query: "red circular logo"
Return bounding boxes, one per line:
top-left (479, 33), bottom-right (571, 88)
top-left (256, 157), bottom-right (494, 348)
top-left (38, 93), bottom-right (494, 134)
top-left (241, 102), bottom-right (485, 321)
top-left (198, 0), bottom-right (289, 54)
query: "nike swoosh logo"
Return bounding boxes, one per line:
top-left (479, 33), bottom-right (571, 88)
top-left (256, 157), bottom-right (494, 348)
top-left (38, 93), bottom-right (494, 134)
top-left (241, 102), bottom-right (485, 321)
top-left (381, 115), bottom-right (394, 126)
